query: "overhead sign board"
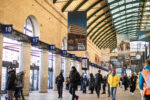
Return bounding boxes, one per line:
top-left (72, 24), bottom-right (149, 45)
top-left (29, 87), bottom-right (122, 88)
top-left (138, 31), bottom-right (150, 41)
top-left (31, 37), bottom-right (39, 45)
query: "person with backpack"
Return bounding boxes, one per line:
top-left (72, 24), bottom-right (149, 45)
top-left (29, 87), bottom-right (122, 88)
top-left (139, 59), bottom-right (150, 100)
top-left (55, 71), bottom-right (64, 98)
top-left (95, 70), bottom-right (103, 98)
top-left (89, 73), bottom-right (95, 94)
top-left (69, 66), bottom-right (80, 100)
top-left (122, 74), bottom-right (129, 91)
top-left (6, 66), bottom-right (16, 100)
top-left (14, 71), bottom-right (26, 100)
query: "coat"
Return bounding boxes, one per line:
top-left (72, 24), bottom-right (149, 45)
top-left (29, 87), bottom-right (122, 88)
top-left (6, 70), bottom-right (16, 91)
top-left (108, 73), bottom-right (120, 88)
top-left (55, 74), bottom-right (64, 86)
top-left (89, 77), bottom-right (95, 90)
top-left (69, 71), bottom-right (80, 88)
top-left (95, 73), bottom-right (103, 90)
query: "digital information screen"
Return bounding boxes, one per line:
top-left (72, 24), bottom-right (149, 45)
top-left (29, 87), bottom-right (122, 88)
top-left (81, 58), bottom-right (89, 70)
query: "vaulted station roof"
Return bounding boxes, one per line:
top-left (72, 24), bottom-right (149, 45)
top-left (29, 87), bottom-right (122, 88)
top-left (52, 0), bottom-right (149, 51)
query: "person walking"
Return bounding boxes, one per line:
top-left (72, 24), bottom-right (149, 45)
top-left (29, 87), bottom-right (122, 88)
top-left (66, 77), bottom-right (70, 90)
top-left (82, 75), bottom-right (88, 94)
top-left (102, 76), bottom-right (107, 94)
top-left (107, 71), bottom-right (111, 97)
top-left (130, 72), bottom-right (137, 95)
top-left (14, 71), bottom-right (26, 100)
top-left (89, 73), bottom-right (95, 94)
top-left (95, 70), bottom-right (103, 98)
top-left (55, 71), bottom-right (64, 98)
top-left (6, 66), bottom-right (16, 100)
top-left (122, 74), bottom-right (128, 91)
top-left (108, 69), bottom-right (120, 100)
top-left (69, 66), bottom-right (80, 100)
top-left (139, 59), bottom-right (150, 100)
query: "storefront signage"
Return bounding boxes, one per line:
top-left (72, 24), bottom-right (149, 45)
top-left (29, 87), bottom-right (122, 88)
top-left (2, 24), bottom-right (13, 34)
top-left (49, 45), bottom-right (56, 51)
top-left (31, 37), bottom-right (39, 45)
top-left (61, 50), bottom-right (67, 56)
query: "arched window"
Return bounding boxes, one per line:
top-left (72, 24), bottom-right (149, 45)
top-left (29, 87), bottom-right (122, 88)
top-left (24, 17), bottom-right (34, 37)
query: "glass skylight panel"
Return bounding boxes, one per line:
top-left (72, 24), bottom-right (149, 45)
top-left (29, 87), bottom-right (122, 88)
top-left (132, 3), bottom-right (139, 7)
top-left (119, 0), bottom-right (124, 5)
top-left (126, 9), bottom-right (134, 13)
top-left (120, 11), bottom-right (125, 15)
top-left (113, 13), bottom-right (120, 19)
top-left (126, 0), bottom-right (133, 3)
top-left (108, 0), bottom-right (115, 3)
top-left (111, 8), bottom-right (120, 14)
top-left (126, 4), bottom-right (133, 8)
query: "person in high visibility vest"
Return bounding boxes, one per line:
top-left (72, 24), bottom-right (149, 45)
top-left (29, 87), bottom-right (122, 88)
top-left (139, 59), bottom-right (150, 100)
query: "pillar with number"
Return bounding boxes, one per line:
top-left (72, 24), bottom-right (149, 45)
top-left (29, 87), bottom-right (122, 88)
top-left (53, 54), bottom-right (61, 90)
top-left (19, 42), bottom-right (31, 96)
top-left (39, 49), bottom-right (48, 93)
top-left (0, 33), bottom-right (3, 90)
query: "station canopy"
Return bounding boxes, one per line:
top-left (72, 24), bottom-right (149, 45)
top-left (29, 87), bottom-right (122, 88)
top-left (52, 0), bottom-right (150, 51)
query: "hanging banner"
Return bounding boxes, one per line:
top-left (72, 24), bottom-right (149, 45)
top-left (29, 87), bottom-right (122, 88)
top-left (2, 24), bottom-right (13, 34)
top-left (31, 37), bottom-right (39, 45)
top-left (68, 11), bottom-right (87, 51)
top-left (81, 58), bottom-right (89, 70)
top-left (77, 57), bottom-right (82, 62)
top-left (138, 31), bottom-right (150, 41)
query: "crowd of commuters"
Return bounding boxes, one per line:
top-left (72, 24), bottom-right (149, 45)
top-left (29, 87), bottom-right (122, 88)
top-left (54, 59), bottom-right (150, 100)
top-left (5, 59), bottom-right (150, 100)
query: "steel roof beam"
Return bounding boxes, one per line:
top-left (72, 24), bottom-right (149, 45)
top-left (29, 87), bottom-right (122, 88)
top-left (87, 10), bottom-right (110, 28)
top-left (91, 23), bottom-right (113, 41)
top-left (109, 0), bottom-right (140, 11)
top-left (89, 19), bottom-right (112, 38)
top-left (98, 33), bottom-right (116, 47)
top-left (95, 28), bottom-right (116, 44)
top-left (73, 0), bottom-right (88, 11)
top-left (86, 0), bottom-right (103, 12)
top-left (96, 30), bottom-right (116, 46)
top-left (100, 38), bottom-right (117, 49)
top-left (62, 0), bottom-right (74, 12)
top-left (87, 15), bottom-right (111, 36)
top-left (87, 4), bottom-right (108, 20)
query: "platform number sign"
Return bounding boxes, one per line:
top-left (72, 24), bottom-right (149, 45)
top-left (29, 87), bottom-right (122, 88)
top-left (31, 37), bottom-right (39, 45)
top-left (2, 25), bottom-right (13, 34)
top-left (61, 50), bottom-right (67, 56)
top-left (49, 45), bottom-right (56, 51)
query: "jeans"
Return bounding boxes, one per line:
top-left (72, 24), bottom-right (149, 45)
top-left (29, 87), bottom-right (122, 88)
top-left (95, 85), bottom-right (100, 97)
top-left (69, 87), bottom-right (77, 100)
top-left (110, 87), bottom-right (117, 100)
top-left (57, 85), bottom-right (63, 97)
top-left (15, 87), bottom-right (25, 100)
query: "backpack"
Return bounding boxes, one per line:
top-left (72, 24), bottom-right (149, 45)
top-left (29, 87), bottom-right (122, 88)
top-left (15, 74), bottom-right (21, 86)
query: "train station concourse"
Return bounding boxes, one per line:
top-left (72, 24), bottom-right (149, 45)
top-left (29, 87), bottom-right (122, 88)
top-left (0, 0), bottom-right (150, 100)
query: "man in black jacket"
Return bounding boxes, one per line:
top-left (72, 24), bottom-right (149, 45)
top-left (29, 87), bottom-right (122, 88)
top-left (95, 70), bottom-right (103, 98)
top-left (6, 66), bottom-right (16, 100)
top-left (69, 66), bottom-right (80, 100)
top-left (56, 71), bottom-right (64, 98)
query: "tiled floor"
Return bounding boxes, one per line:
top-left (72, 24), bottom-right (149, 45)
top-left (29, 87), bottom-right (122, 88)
top-left (0, 87), bottom-right (141, 100)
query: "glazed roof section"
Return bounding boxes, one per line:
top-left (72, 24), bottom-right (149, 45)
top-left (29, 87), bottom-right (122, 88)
top-left (52, 0), bottom-right (117, 51)
top-left (52, 0), bottom-right (149, 51)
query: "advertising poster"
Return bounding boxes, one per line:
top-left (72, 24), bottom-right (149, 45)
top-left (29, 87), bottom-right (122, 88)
top-left (81, 58), bottom-right (89, 70)
top-left (138, 31), bottom-right (150, 41)
top-left (68, 11), bottom-right (87, 51)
